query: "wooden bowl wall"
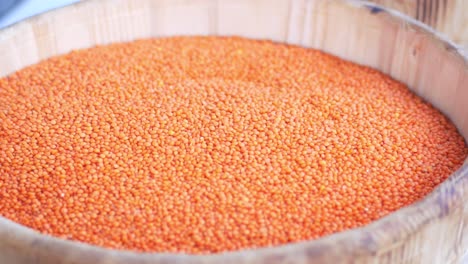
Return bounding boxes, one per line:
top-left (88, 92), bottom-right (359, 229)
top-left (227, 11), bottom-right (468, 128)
top-left (0, 0), bottom-right (467, 263)
top-left (369, 0), bottom-right (467, 47)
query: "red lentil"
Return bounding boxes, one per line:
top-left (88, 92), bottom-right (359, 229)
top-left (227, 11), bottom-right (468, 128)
top-left (0, 36), bottom-right (466, 254)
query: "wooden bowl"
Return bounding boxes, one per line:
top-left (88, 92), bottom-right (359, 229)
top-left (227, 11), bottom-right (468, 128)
top-left (0, 0), bottom-right (467, 263)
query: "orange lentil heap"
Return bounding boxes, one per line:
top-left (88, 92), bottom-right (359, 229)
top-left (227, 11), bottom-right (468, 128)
top-left (0, 36), bottom-right (466, 254)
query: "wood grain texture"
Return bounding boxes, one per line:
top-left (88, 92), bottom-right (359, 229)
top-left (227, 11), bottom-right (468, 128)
top-left (0, 0), bottom-right (467, 263)
top-left (369, 0), bottom-right (468, 48)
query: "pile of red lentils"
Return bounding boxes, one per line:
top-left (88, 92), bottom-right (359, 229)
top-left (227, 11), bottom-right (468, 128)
top-left (0, 36), bottom-right (466, 254)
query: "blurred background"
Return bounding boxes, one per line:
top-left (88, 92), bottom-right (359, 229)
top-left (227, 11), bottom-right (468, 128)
top-left (0, 0), bottom-right (79, 29)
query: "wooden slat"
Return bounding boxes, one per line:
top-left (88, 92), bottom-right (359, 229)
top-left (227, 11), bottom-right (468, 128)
top-left (0, 0), bottom-right (466, 263)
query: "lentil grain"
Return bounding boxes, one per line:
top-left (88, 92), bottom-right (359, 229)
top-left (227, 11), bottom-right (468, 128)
top-left (0, 36), bottom-right (466, 254)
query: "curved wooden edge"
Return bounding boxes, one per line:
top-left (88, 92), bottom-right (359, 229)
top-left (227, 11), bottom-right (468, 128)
top-left (354, 0), bottom-right (467, 63)
top-left (0, 0), bottom-right (466, 263)
top-left (368, 0), bottom-right (468, 47)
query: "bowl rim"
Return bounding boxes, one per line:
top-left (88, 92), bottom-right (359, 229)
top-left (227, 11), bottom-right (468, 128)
top-left (0, 0), bottom-right (467, 263)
